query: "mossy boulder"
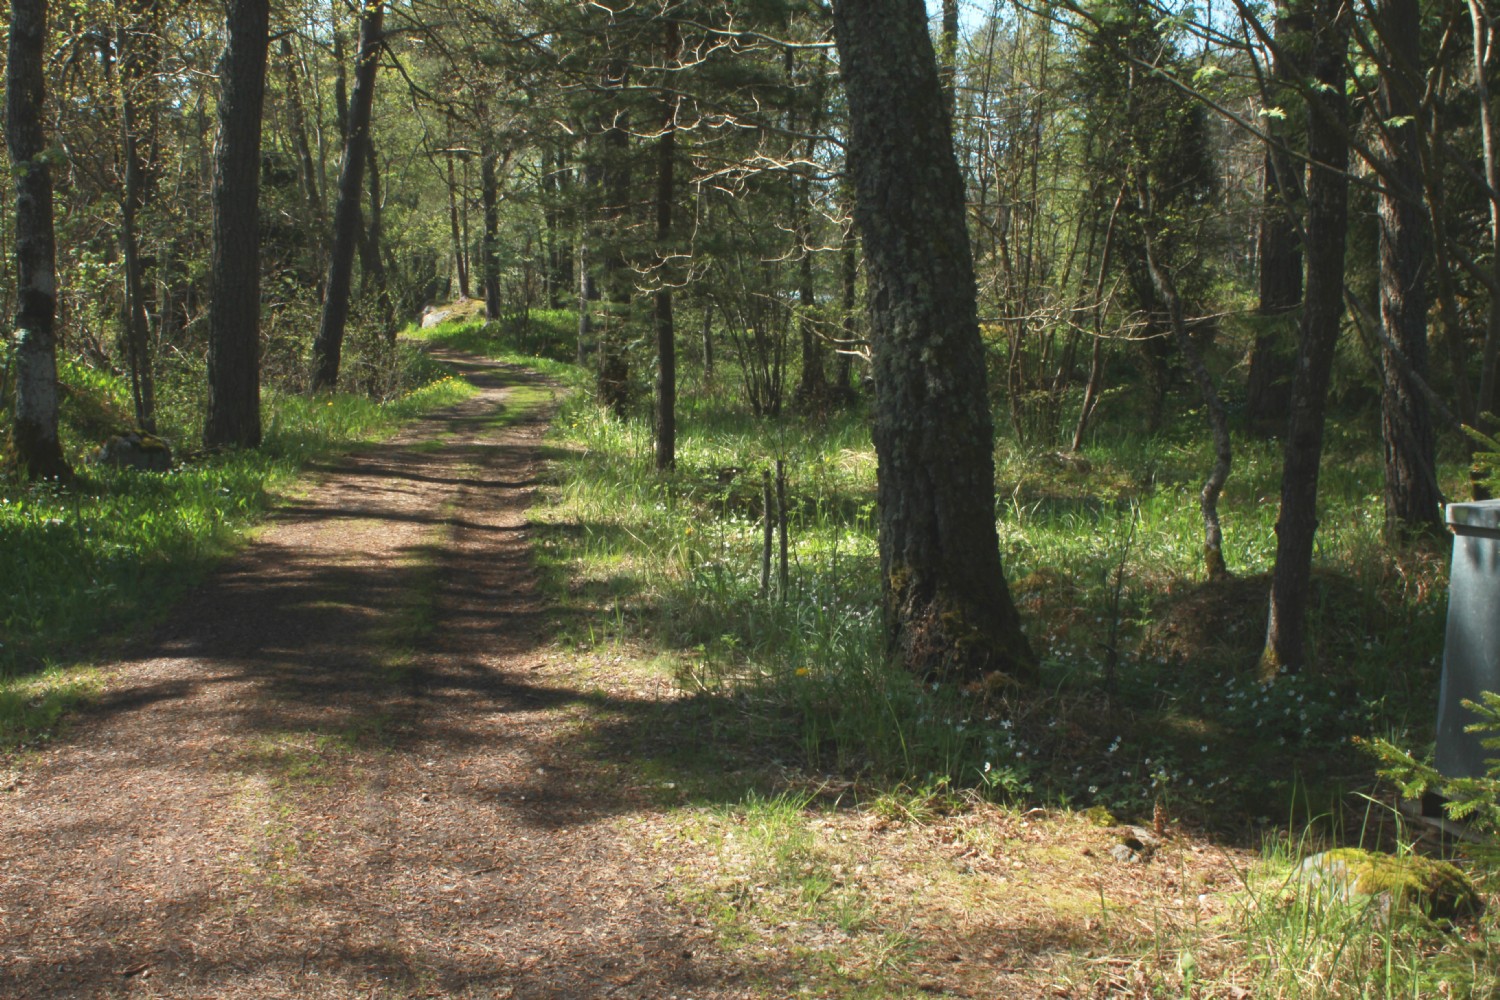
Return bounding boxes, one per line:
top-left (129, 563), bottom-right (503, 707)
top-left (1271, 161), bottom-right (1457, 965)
top-left (90, 432), bottom-right (173, 472)
top-left (1297, 848), bottom-right (1482, 921)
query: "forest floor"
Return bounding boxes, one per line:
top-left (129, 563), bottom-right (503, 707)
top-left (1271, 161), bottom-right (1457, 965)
top-left (1, 352), bottom-right (1269, 999)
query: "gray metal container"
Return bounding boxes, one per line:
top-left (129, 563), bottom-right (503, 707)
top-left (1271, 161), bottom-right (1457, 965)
top-left (1437, 500), bottom-right (1500, 779)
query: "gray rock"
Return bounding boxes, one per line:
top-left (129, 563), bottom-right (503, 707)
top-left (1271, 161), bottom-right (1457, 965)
top-left (91, 432), bottom-right (172, 472)
top-left (1296, 849), bottom-right (1482, 923)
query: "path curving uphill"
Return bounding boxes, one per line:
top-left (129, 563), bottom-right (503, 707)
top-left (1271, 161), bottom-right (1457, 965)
top-left (1, 354), bottom-right (747, 999)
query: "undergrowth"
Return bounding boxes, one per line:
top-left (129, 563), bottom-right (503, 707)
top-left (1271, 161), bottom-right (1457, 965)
top-left (517, 337), bottom-right (1454, 832)
top-left (448, 308), bottom-right (1492, 998)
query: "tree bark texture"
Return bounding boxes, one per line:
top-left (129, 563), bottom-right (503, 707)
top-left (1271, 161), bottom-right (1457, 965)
top-left (204, 0), bottom-right (269, 448)
top-left (364, 140), bottom-right (394, 329)
top-left (832, 0), bottom-right (1036, 685)
top-left (1376, 0), bottom-right (1442, 538)
top-left (280, 36), bottom-right (324, 232)
top-left (446, 150), bottom-right (470, 300)
top-left (653, 22), bottom-right (679, 471)
top-left (310, 0), bottom-right (382, 392)
top-left (940, 0), bottom-right (959, 119)
top-left (596, 56), bottom-right (632, 417)
top-left (793, 53), bottom-right (828, 409)
top-left (482, 146), bottom-right (502, 320)
top-left (1262, 0), bottom-right (1350, 677)
top-left (119, 7), bottom-right (159, 433)
top-left (7, 0), bottom-right (69, 479)
top-left (1244, 1), bottom-right (1306, 431)
top-left (1145, 240), bottom-right (1232, 579)
top-left (835, 232), bottom-right (858, 402)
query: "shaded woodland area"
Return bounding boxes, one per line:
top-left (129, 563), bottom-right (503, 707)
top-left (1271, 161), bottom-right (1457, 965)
top-left (5, 0), bottom-right (1500, 995)
top-left (6, 0), bottom-right (1500, 795)
top-left (4, 0), bottom-right (1496, 670)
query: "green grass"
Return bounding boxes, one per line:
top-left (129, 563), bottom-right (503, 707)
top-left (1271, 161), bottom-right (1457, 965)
top-left (518, 344), bottom-right (1454, 829)
top-left (448, 306), bottom-right (1496, 994)
top-left (406, 310), bottom-right (586, 376)
top-left (1224, 832), bottom-right (1500, 998)
top-left (0, 357), bottom-right (474, 712)
top-left (0, 663), bottom-right (107, 749)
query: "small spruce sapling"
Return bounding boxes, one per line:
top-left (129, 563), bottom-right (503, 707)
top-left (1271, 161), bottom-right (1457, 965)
top-left (1364, 690), bottom-right (1500, 831)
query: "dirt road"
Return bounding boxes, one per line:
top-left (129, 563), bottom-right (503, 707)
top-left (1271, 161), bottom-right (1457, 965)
top-left (1, 355), bottom-right (747, 999)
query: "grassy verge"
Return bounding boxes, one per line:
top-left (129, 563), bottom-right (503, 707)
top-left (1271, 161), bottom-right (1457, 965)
top-left (434, 310), bottom-right (1495, 997)
top-left (0, 353), bottom-right (474, 746)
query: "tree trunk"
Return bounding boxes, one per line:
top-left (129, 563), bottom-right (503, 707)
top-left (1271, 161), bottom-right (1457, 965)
top-left (118, 6), bottom-right (159, 434)
top-left (834, 230), bottom-right (857, 402)
top-left (445, 150), bottom-right (470, 300)
top-left (1145, 239), bottom-right (1232, 579)
top-left (793, 52), bottom-right (828, 409)
top-left (832, 0), bottom-right (1036, 685)
top-left (1244, 1), bottom-right (1306, 431)
top-left (597, 56), bottom-right (632, 418)
top-left (1262, 0), bottom-right (1350, 677)
top-left (310, 0), bottom-right (381, 392)
top-left (481, 145), bottom-right (502, 321)
top-left (940, 0), bottom-right (959, 118)
top-left (279, 36), bottom-right (324, 243)
top-left (365, 140), bottom-right (394, 332)
top-left (1376, 0), bottom-right (1442, 539)
top-left (653, 22), bottom-right (679, 472)
top-left (701, 301), bottom-right (715, 379)
top-left (7, 0), bottom-right (68, 479)
top-left (204, 0), bottom-right (269, 448)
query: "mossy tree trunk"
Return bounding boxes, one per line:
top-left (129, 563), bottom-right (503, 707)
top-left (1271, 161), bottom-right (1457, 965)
top-left (832, 0), bottom-right (1036, 685)
top-left (204, 0), bottom-right (269, 449)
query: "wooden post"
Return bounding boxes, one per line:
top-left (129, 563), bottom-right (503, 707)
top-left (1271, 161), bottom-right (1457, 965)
top-left (776, 459), bottom-right (789, 601)
top-left (761, 467), bottom-right (773, 597)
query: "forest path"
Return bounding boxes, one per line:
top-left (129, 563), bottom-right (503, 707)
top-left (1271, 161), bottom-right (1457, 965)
top-left (1, 353), bottom-right (748, 999)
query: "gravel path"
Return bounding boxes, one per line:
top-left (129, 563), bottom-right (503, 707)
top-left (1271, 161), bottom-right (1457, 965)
top-left (0, 354), bottom-right (748, 999)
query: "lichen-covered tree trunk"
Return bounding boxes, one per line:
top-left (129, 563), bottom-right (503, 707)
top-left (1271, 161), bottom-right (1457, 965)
top-left (1262, 0), bottom-right (1350, 677)
top-left (7, 0), bottom-right (69, 479)
top-left (203, 0), bottom-right (269, 449)
top-left (1376, 0), bottom-right (1442, 539)
top-left (310, 0), bottom-right (382, 392)
top-left (832, 0), bottom-right (1036, 685)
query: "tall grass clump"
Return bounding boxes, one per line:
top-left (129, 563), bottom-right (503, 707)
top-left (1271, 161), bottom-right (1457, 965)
top-left (1221, 829), bottom-right (1499, 998)
top-left (0, 347), bottom-right (473, 682)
